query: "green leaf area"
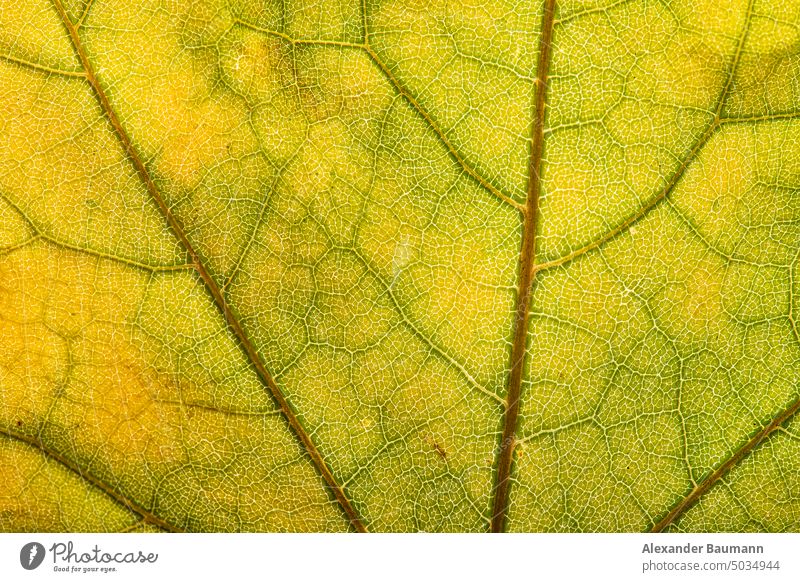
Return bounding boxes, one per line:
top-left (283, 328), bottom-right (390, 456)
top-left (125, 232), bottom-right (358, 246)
top-left (1, 0), bottom-right (799, 532)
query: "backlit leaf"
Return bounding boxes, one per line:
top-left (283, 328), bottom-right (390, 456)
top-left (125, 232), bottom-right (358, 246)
top-left (1, 0), bottom-right (799, 532)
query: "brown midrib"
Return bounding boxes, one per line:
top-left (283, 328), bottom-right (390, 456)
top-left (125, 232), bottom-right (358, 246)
top-left (497, 0), bottom-right (794, 534)
top-left (492, 0), bottom-right (788, 534)
top-left (489, 0), bottom-right (557, 533)
top-left (50, 0), bottom-right (366, 532)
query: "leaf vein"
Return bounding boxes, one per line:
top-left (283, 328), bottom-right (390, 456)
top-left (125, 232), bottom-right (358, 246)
top-left (0, 429), bottom-right (183, 532)
top-left (231, 17), bottom-right (525, 212)
top-left (51, 0), bottom-right (367, 532)
top-left (490, 0), bottom-right (557, 533)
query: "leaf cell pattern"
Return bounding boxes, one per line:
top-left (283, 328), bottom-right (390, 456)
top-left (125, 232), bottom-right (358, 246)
top-left (0, 0), bottom-right (799, 532)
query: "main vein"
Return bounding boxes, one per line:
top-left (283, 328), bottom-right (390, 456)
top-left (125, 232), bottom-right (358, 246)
top-left (489, 0), bottom-right (557, 533)
top-left (50, 0), bottom-right (367, 533)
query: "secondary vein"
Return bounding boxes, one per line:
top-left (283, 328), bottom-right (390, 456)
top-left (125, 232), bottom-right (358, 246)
top-left (0, 428), bottom-right (182, 532)
top-left (651, 396), bottom-right (800, 532)
top-left (231, 18), bottom-right (525, 213)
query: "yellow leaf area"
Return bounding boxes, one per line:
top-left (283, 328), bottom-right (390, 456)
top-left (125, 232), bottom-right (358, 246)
top-left (0, 0), bottom-right (798, 532)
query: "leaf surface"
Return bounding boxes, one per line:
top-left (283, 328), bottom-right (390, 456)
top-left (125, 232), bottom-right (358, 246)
top-left (1, 0), bottom-right (799, 532)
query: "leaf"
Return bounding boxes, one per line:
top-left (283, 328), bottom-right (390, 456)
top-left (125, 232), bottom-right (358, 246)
top-left (0, 0), bottom-right (799, 533)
